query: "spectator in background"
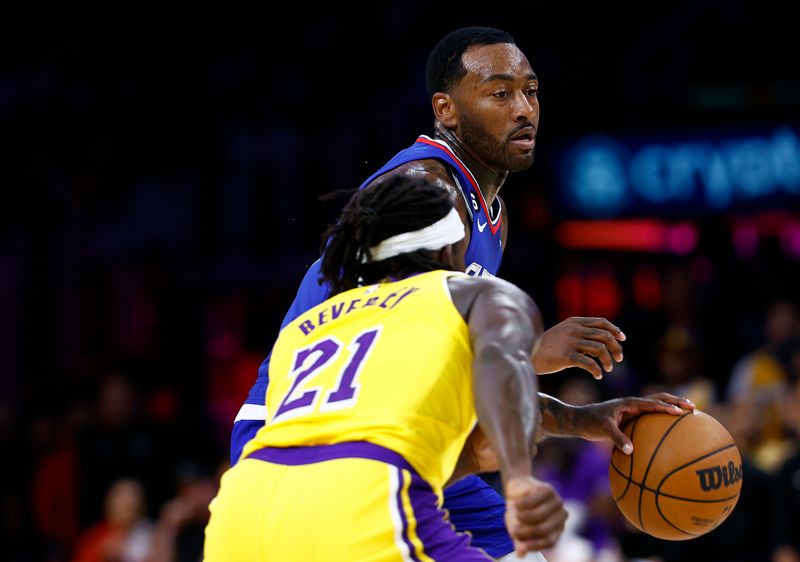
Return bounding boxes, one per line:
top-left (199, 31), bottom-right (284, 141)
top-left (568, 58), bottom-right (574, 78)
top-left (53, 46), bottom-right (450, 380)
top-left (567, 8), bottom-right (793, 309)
top-left (728, 299), bottom-right (798, 400)
top-left (147, 460), bottom-right (222, 562)
top-left (76, 371), bottom-right (174, 527)
top-left (773, 340), bottom-right (800, 562)
top-left (70, 478), bottom-right (154, 562)
top-left (31, 388), bottom-right (91, 560)
top-left (726, 299), bottom-right (799, 472)
top-left (644, 325), bottom-right (717, 411)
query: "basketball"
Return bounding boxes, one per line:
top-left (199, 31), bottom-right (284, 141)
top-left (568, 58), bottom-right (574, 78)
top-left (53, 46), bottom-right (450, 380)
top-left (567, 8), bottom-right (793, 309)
top-left (608, 410), bottom-right (742, 541)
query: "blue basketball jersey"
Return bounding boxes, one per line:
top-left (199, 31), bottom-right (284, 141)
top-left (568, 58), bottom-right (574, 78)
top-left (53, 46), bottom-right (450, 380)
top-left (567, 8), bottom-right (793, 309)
top-left (230, 135), bottom-right (513, 558)
top-left (360, 135), bottom-right (504, 278)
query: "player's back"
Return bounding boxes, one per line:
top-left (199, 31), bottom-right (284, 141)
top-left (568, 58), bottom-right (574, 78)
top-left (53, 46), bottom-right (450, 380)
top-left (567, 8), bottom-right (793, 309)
top-left (242, 269), bottom-right (476, 492)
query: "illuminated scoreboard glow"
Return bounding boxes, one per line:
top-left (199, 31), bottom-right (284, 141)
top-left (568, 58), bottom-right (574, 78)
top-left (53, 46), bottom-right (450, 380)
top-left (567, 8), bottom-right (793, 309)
top-left (556, 125), bottom-right (800, 219)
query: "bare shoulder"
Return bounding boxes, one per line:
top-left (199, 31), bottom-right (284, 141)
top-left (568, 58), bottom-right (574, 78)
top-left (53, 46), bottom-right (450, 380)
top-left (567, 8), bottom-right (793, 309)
top-left (369, 160), bottom-right (464, 207)
top-left (376, 158), bottom-right (452, 183)
top-left (447, 274), bottom-right (537, 319)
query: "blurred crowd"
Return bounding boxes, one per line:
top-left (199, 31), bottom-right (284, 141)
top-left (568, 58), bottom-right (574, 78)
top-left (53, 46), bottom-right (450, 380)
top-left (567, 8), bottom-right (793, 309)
top-left (534, 298), bottom-right (800, 562)
top-left (1, 368), bottom-right (227, 562)
top-left (4, 3), bottom-right (800, 562)
top-left (3, 292), bottom-right (800, 562)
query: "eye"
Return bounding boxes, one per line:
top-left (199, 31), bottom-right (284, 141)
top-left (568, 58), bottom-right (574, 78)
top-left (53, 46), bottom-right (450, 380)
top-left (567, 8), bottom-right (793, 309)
top-left (493, 90), bottom-right (510, 99)
top-left (527, 86), bottom-right (539, 97)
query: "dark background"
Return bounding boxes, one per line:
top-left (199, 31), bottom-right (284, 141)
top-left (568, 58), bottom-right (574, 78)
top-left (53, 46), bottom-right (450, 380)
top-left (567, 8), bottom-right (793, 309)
top-left (3, 2), bottom-right (800, 561)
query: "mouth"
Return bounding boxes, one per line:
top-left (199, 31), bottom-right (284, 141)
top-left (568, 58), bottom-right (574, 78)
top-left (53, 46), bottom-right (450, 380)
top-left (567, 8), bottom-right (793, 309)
top-left (509, 127), bottom-right (536, 150)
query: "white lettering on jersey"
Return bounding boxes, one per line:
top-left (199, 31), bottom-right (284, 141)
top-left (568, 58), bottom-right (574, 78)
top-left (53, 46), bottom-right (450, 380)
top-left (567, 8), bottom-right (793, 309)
top-left (464, 262), bottom-right (496, 278)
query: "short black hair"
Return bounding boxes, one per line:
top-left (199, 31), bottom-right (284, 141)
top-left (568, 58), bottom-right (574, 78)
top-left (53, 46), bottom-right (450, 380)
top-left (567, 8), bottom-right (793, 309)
top-left (425, 26), bottom-right (517, 100)
top-left (319, 176), bottom-right (454, 295)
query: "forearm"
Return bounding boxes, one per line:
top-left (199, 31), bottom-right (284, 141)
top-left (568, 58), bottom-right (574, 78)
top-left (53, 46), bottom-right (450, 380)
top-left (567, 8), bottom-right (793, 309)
top-left (474, 345), bottom-right (538, 481)
top-left (537, 392), bottom-right (589, 439)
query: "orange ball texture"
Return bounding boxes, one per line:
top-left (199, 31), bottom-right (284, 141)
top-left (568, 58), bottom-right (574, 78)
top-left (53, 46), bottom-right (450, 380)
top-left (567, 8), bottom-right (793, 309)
top-left (608, 410), bottom-right (742, 541)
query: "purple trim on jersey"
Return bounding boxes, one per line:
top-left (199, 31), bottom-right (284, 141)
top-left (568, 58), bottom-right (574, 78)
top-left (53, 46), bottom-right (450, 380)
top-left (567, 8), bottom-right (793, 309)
top-left (248, 442), bottom-right (491, 561)
top-left (247, 441), bottom-right (416, 472)
top-left (404, 470), bottom-right (492, 561)
top-left (394, 469), bottom-right (423, 562)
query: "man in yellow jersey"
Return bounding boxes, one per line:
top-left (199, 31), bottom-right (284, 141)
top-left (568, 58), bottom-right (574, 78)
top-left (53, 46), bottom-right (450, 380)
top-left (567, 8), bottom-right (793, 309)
top-left (203, 176), bottom-right (693, 561)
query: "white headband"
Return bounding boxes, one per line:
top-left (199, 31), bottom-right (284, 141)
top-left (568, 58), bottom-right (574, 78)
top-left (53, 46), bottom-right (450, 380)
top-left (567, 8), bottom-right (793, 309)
top-left (364, 207), bottom-right (465, 263)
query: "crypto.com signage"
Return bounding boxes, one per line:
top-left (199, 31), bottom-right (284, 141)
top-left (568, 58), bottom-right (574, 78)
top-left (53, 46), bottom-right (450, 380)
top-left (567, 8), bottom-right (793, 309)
top-left (557, 125), bottom-right (800, 218)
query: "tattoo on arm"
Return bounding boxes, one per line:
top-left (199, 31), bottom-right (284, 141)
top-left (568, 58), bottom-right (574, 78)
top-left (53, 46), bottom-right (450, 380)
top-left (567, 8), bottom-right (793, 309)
top-left (537, 392), bottom-right (583, 438)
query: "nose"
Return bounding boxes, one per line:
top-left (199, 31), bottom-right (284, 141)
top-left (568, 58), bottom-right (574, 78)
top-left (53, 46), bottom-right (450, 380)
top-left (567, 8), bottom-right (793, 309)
top-left (512, 90), bottom-right (538, 123)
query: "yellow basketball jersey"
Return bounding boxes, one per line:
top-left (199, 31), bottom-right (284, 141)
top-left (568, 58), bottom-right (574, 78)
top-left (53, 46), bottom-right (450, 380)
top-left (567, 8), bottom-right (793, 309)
top-left (241, 270), bottom-right (476, 492)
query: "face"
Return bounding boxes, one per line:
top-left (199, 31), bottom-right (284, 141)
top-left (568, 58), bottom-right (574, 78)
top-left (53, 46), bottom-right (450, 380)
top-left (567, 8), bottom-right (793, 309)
top-left (452, 43), bottom-right (539, 171)
top-left (105, 479), bottom-right (145, 528)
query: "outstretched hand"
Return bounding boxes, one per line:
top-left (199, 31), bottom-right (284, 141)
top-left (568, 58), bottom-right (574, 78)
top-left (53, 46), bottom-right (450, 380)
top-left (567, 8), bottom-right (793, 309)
top-left (574, 393), bottom-right (696, 454)
top-left (532, 317), bottom-right (626, 379)
top-left (504, 476), bottom-right (567, 557)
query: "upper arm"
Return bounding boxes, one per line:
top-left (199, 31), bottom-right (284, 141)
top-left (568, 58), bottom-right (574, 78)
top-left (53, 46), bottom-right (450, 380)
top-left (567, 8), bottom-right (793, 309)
top-left (369, 160), bottom-right (472, 263)
top-left (463, 279), bottom-right (543, 361)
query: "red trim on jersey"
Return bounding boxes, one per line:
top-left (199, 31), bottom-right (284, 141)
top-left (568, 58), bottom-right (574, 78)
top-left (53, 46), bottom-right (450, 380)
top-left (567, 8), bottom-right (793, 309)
top-left (416, 137), bottom-right (502, 236)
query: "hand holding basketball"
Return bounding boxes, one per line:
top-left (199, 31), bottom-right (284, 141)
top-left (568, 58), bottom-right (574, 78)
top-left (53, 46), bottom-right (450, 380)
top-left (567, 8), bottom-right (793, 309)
top-left (573, 392), bottom-right (695, 454)
top-left (608, 410), bottom-right (742, 540)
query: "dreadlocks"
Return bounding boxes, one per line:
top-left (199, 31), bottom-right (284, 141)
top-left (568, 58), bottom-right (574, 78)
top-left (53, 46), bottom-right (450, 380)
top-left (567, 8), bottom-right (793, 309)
top-left (319, 176), bottom-right (457, 295)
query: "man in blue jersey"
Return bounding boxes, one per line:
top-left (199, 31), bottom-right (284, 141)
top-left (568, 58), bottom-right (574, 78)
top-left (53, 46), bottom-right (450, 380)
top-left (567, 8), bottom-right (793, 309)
top-left (231, 26), bottom-right (695, 559)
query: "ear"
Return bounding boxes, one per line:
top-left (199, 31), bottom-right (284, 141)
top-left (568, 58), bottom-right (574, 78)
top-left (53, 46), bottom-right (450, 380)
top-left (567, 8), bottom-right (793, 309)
top-left (432, 92), bottom-right (458, 128)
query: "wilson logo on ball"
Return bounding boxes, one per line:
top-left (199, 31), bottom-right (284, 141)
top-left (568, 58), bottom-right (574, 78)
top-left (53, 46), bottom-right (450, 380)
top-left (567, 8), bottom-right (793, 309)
top-left (695, 461), bottom-right (743, 492)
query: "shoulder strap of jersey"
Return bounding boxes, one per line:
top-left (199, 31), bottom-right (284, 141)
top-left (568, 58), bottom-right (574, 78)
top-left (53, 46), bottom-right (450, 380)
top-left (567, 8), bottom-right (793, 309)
top-left (359, 136), bottom-right (502, 236)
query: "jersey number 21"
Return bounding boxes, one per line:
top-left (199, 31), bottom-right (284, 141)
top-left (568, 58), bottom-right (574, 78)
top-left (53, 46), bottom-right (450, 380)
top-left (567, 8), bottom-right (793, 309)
top-left (271, 327), bottom-right (382, 422)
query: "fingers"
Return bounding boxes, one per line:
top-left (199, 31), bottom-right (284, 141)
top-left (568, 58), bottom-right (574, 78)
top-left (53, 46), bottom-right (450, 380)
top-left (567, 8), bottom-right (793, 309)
top-left (571, 317), bottom-right (626, 342)
top-left (608, 425), bottom-right (634, 455)
top-left (572, 338), bottom-right (616, 373)
top-left (535, 317), bottom-right (627, 377)
top-left (568, 351), bottom-right (603, 379)
top-left (614, 396), bottom-right (692, 433)
top-left (578, 327), bottom-right (625, 364)
top-left (509, 500), bottom-right (568, 552)
top-left (512, 492), bottom-right (564, 524)
top-left (644, 392), bottom-right (696, 411)
top-left (627, 397), bottom-right (687, 416)
top-left (505, 478), bottom-right (568, 553)
top-left (513, 512), bottom-right (568, 553)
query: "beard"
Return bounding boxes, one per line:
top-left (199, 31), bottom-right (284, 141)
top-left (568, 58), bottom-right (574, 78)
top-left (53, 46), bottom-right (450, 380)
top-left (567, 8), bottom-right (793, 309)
top-left (459, 112), bottom-right (536, 172)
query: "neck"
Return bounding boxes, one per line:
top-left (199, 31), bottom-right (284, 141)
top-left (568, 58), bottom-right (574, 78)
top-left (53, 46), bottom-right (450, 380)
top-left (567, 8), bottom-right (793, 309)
top-left (433, 121), bottom-right (508, 205)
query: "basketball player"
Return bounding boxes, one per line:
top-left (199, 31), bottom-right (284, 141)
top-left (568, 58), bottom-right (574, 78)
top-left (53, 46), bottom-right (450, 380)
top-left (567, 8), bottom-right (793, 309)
top-left (231, 26), bottom-right (695, 559)
top-left (205, 176), bottom-right (564, 560)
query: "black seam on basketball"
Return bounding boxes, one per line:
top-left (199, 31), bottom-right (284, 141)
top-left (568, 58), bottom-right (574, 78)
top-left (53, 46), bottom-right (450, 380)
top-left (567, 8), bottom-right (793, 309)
top-left (655, 443), bottom-right (737, 491)
top-left (650, 442), bottom-right (739, 536)
top-left (637, 412), bottom-right (692, 531)
top-left (610, 461), bottom-right (641, 499)
top-left (609, 462), bottom-right (739, 503)
top-left (653, 485), bottom-right (739, 537)
top-left (653, 497), bottom-right (700, 537)
top-left (612, 417), bottom-right (639, 502)
top-left (651, 490), bottom-right (740, 503)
